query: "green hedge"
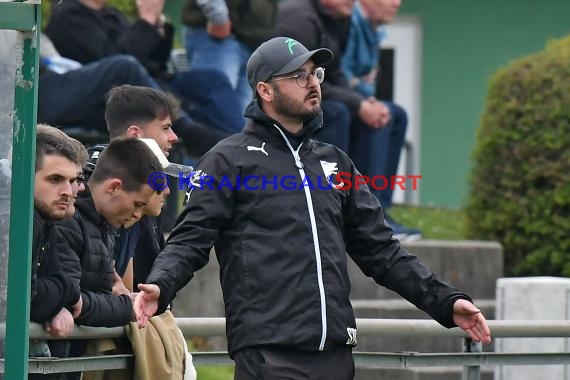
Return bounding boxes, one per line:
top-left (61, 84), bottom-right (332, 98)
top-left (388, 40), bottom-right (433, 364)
top-left (466, 35), bottom-right (570, 276)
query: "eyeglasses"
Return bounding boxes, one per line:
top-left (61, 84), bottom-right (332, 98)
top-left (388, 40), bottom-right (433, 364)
top-left (268, 67), bottom-right (325, 88)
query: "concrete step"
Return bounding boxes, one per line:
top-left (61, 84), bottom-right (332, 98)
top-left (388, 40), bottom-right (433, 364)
top-left (356, 367), bottom-right (494, 380)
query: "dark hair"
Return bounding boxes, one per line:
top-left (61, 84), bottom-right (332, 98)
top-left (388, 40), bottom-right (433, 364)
top-left (105, 85), bottom-right (178, 139)
top-left (89, 138), bottom-right (162, 192)
top-left (35, 124), bottom-right (80, 172)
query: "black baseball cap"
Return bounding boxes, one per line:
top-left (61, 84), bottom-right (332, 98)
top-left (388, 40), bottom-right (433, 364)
top-left (246, 36), bottom-right (333, 90)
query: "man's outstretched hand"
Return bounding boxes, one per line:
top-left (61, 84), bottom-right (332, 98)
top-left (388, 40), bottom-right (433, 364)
top-left (134, 283), bottom-right (160, 328)
top-left (452, 299), bottom-right (492, 344)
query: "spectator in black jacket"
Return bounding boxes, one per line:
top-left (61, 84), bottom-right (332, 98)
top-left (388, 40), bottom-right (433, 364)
top-left (84, 85), bottom-right (181, 293)
top-left (134, 37), bottom-right (491, 379)
top-left (45, 0), bottom-right (244, 138)
top-left (55, 138), bottom-right (162, 369)
top-left (37, 32), bottom-right (226, 159)
top-left (29, 125), bottom-right (85, 373)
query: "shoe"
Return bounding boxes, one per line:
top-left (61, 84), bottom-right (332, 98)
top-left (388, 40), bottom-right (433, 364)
top-left (384, 214), bottom-right (422, 242)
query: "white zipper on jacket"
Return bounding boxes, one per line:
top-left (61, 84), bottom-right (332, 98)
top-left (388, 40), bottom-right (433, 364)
top-left (273, 124), bottom-right (328, 351)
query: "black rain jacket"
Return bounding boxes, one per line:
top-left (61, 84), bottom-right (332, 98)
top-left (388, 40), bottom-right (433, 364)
top-left (147, 101), bottom-right (470, 357)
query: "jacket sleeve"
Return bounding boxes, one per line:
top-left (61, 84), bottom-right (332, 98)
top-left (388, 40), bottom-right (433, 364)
top-left (55, 218), bottom-right (85, 287)
top-left (196, 0), bottom-right (229, 24)
top-left (117, 20), bottom-right (174, 77)
top-left (46, 3), bottom-right (172, 77)
top-left (341, 161), bottom-right (471, 328)
top-left (273, 2), bottom-right (364, 116)
top-left (56, 216), bottom-right (133, 327)
top-left (146, 148), bottom-right (236, 313)
top-left (76, 292), bottom-right (133, 327)
top-left (45, 5), bottom-right (124, 64)
top-left (30, 229), bottom-right (81, 323)
top-left (30, 273), bottom-right (80, 323)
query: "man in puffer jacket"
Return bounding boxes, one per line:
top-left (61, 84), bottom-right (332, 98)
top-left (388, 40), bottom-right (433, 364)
top-left (135, 37), bottom-right (491, 380)
top-left (55, 138), bottom-right (162, 378)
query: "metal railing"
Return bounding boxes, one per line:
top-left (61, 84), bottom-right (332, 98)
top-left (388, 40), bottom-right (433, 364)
top-left (3, 318), bottom-right (570, 378)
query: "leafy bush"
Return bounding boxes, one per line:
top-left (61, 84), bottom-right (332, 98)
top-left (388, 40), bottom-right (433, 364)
top-left (466, 35), bottom-right (570, 276)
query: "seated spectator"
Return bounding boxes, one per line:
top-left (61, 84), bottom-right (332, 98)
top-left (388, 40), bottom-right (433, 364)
top-left (45, 0), bottom-right (245, 135)
top-left (182, 0), bottom-right (278, 114)
top-left (182, 0), bottom-right (351, 150)
top-left (29, 125), bottom-right (85, 379)
top-left (340, 0), bottom-right (420, 238)
top-left (274, 0), bottom-right (421, 240)
top-left (341, 0), bottom-right (401, 98)
top-left (55, 138), bottom-right (162, 378)
top-left (83, 85), bottom-right (183, 293)
top-left (38, 33), bottom-right (227, 158)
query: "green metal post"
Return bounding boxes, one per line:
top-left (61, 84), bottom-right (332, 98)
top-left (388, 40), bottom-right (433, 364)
top-left (0, 1), bottom-right (41, 379)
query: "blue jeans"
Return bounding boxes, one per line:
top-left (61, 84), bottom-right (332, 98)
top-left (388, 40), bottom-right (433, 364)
top-left (38, 54), bottom-right (159, 133)
top-left (349, 102), bottom-right (408, 208)
top-left (38, 54), bottom-right (229, 156)
top-left (184, 27), bottom-right (253, 115)
top-left (169, 69), bottom-right (245, 134)
top-left (314, 100), bottom-right (351, 153)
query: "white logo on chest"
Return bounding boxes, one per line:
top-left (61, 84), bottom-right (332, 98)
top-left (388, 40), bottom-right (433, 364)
top-left (247, 142), bottom-right (268, 156)
top-left (320, 160), bottom-right (345, 189)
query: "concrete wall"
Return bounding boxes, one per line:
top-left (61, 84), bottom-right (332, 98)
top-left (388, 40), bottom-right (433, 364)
top-left (495, 277), bottom-right (570, 380)
top-left (399, 0), bottom-right (570, 207)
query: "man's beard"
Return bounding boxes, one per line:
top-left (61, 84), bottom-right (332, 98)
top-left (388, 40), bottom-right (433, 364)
top-left (35, 198), bottom-right (70, 221)
top-left (272, 85), bottom-right (321, 121)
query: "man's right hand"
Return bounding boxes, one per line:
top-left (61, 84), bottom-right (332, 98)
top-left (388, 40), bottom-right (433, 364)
top-left (134, 284), bottom-right (160, 328)
top-left (44, 308), bottom-right (75, 338)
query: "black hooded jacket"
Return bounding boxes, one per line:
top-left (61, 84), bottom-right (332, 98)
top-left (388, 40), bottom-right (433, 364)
top-left (147, 101), bottom-right (470, 357)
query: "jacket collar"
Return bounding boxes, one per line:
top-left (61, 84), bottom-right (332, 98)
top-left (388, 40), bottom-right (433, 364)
top-left (242, 99), bottom-right (323, 151)
top-left (34, 208), bottom-right (47, 228)
top-left (76, 190), bottom-right (112, 231)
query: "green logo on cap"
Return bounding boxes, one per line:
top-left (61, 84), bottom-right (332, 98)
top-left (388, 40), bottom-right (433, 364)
top-left (285, 38), bottom-right (298, 55)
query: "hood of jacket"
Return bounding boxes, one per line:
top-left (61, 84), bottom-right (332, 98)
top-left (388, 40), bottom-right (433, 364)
top-left (242, 98), bottom-right (323, 150)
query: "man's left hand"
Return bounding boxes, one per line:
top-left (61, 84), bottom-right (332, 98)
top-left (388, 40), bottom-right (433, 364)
top-left (452, 299), bottom-right (492, 344)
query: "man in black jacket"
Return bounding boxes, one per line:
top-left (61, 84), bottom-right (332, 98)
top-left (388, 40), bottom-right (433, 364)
top-left (55, 138), bottom-right (162, 375)
top-left (29, 126), bottom-right (85, 380)
top-left (134, 37), bottom-right (491, 379)
top-left (84, 85), bottom-right (181, 293)
top-left (57, 138), bottom-right (162, 326)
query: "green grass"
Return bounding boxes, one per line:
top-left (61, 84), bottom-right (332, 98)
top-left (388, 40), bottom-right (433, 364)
top-left (388, 205), bottom-right (467, 240)
top-left (196, 366), bottom-right (234, 380)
